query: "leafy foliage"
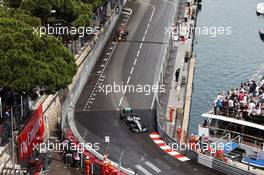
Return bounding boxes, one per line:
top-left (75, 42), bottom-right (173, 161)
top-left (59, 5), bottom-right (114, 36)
top-left (0, 9), bottom-right (77, 95)
top-left (0, 0), bottom-right (107, 95)
top-left (18, 0), bottom-right (104, 26)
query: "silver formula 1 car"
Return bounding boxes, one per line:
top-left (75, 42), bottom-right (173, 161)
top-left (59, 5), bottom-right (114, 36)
top-left (120, 108), bottom-right (148, 133)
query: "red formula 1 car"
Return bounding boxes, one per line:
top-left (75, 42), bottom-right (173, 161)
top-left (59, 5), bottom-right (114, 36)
top-left (114, 23), bottom-right (129, 42)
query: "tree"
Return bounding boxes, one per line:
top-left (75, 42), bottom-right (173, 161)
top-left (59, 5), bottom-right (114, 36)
top-left (20, 0), bottom-right (52, 24)
top-left (0, 17), bottom-right (77, 95)
top-left (20, 0), bottom-right (94, 27)
top-left (3, 0), bottom-right (22, 9)
top-left (81, 0), bottom-right (105, 11)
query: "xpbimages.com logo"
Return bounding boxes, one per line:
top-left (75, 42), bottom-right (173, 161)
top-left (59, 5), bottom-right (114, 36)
top-left (165, 24), bottom-right (232, 38)
top-left (33, 24), bottom-right (100, 37)
top-left (168, 141), bottom-right (233, 154)
top-left (33, 140), bottom-right (100, 153)
top-left (95, 82), bottom-right (166, 96)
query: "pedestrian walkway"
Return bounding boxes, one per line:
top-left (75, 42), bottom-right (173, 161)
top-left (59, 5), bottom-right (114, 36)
top-left (161, 0), bottom-right (198, 142)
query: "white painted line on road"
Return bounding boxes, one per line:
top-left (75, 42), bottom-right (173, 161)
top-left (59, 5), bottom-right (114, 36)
top-left (133, 58), bottom-right (138, 66)
top-left (147, 23), bottom-right (150, 29)
top-left (145, 161), bottom-right (162, 173)
top-left (136, 50), bottom-right (140, 57)
top-left (118, 96), bottom-right (123, 106)
top-left (139, 43), bottom-right (143, 50)
top-left (130, 67), bottom-right (134, 75)
top-left (139, 2), bottom-right (155, 23)
top-left (135, 165), bottom-right (152, 175)
top-left (144, 29), bottom-right (148, 36)
top-left (151, 94), bottom-right (156, 110)
top-left (85, 12), bottom-right (132, 110)
top-left (142, 36), bottom-right (145, 42)
top-left (127, 76), bottom-right (131, 84)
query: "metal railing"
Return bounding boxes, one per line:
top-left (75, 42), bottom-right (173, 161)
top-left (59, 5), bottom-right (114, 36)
top-left (208, 126), bottom-right (264, 149)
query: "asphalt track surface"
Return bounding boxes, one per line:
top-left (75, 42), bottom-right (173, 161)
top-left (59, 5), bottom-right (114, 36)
top-left (75, 0), bottom-right (224, 174)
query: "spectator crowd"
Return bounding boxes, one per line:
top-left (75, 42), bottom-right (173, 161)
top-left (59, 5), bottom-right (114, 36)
top-left (213, 77), bottom-right (264, 122)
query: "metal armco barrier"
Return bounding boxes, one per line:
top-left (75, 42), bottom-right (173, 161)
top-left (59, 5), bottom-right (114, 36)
top-left (213, 160), bottom-right (254, 175)
top-left (197, 154), bottom-right (213, 168)
top-left (61, 0), bottom-right (135, 174)
top-left (64, 129), bottom-right (126, 175)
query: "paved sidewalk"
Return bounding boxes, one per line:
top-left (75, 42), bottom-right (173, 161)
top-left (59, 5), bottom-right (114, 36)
top-left (160, 0), bottom-right (197, 140)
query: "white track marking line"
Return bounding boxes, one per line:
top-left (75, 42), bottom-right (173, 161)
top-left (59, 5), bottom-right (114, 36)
top-left (145, 161), bottom-right (162, 173)
top-left (118, 5), bottom-right (154, 109)
top-left (151, 94), bottom-right (156, 109)
top-left (135, 165), bottom-right (152, 175)
top-left (127, 76), bottom-right (131, 84)
top-left (136, 50), bottom-right (140, 57)
top-left (83, 42), bottom-right (117, 111)
top-left (130, 67), bottom-right (135, 75)
top-left (118, 96), bottom-right (123, 106)
top-left (139, 43), bottom-right (143, 50)
top-left (144, 29), bottom-right (148, 36)
top-left (147, 23), bottom-right (150, 29)
top-left (133, 58), bottom-right (138, 66)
